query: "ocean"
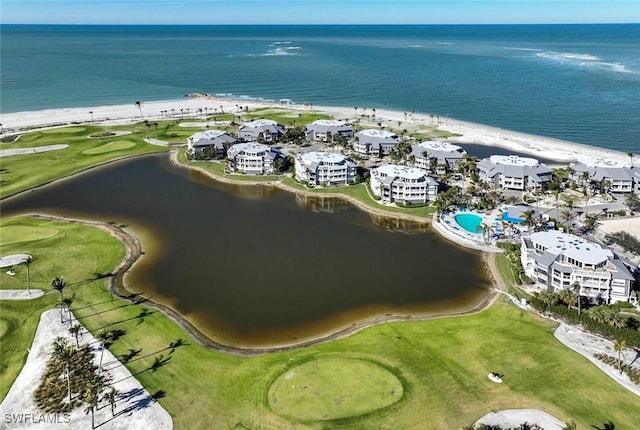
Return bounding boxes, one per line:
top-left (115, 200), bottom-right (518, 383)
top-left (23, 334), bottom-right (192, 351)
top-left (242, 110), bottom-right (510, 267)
top-left (1, 24), bottom-right (639, 152)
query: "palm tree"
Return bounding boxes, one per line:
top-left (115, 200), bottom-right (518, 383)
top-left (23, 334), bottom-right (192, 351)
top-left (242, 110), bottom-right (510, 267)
top-left (97, 330), bottom-right (110, 372)
top-left (103, 387), bottom-right (119, 417)
top-left (613, 339), bottom-right (627, 374)
top-left (563, 419), bottom-right (577, 430)
top-left (84, 387), bottom-right (100, 429)
top-left (89, 111), bottom-right (94, 123)
top-left (561, 209), bottom-right (575, 234)
top-left (521, 210), bottom-right (537, 232)
top-left (134, 100), bottom-right (143, 119)
top-left (62, 296), bottom-right (74, 325)
top-left (52, 337), bottom-right (74, 402)
top-left (628, 152), bottom-right (634, 167)
top-left (571, 282), bottom-right (582, 315)
top-left (69, 324), bottom-right (82, 348)
top-left (51, 277), bottom-right (66, 323)
top-left (583, 214), bottom-right (600, 237)
top-left (21, 256), bottom-right (33, 294)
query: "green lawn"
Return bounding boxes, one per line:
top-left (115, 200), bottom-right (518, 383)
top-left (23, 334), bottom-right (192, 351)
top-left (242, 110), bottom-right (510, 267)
top-left (0, 124), bottom-right (171, 198)
top-left (179, 147), bottom-right (436, 220)
top-left (1, 216), bottom-right (639, 429)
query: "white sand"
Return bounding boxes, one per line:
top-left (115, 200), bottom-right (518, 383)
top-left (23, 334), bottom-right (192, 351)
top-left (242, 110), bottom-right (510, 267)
top-left (0, 254), bottom-right (32, 268)
top-left (0, 309), bottom-right (173, 429)
top-left (554, 323), bottom-right (640, 397)
top-left (475, 409), bottom-right (564, 429)
top-left (598, 217), bottom-right (640, 240)
top-left (1, 96), bottom-right (636, 165)
top-left (0, 290), bottom-right (44, 300)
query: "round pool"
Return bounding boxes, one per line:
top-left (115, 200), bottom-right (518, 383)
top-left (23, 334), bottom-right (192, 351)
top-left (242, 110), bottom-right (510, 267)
top-left (454, 213), bottom-right (483, 234)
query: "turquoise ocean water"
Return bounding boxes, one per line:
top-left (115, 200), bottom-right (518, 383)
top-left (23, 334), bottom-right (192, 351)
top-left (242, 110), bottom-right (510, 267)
top-left (1, 24), bottom-right (639, 152)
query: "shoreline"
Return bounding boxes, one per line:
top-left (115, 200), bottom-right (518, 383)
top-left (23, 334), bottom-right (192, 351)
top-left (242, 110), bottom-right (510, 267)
top-left (1, 96), bottom-right (636, 165)
top-left (8, 211), bottom-right (499, 356)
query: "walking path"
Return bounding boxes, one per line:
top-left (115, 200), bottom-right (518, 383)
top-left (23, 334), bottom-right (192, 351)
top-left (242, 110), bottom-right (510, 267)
top-left (0, 290), bottom-right (44, 300)
top-left (0, 309), bottom-right (173, 429)
top-left (0, 145), bottom-right (68, 158)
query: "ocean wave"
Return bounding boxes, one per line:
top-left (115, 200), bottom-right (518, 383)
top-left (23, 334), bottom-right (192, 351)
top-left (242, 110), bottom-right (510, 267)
top-left (262, 46), bottom-right (301, 56)
top-left (535, 50), bottom-right (636, 74)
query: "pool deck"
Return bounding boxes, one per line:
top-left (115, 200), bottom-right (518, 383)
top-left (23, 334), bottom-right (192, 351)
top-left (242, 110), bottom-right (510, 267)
top-left (432, 208), bottom-right (504, 253)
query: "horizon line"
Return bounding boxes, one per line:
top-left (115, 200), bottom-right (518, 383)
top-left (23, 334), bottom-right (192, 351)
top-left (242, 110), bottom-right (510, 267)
top-left (2, 22), bottom-right (639, 26)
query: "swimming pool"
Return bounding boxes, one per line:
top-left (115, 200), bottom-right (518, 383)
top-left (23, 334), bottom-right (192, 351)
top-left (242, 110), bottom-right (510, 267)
top-left (454, 213), bottom-right (483, 234)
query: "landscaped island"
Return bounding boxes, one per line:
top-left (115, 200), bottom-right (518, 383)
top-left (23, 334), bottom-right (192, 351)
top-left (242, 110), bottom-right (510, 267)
top-left (1, 96), bottom-right (639, 429)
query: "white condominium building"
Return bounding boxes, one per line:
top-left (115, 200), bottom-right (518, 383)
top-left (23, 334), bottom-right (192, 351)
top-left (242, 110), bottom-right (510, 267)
top-left (238, 119), bottom-right (285, 142)
top-left (305, 120), bottom-right (354, 142)
top-left (571, 157), bottom-right (639, 194)
top-left (370, 164), bottom-right (439, 204)
top-left (186, 130), bottom-right (236, 159)
top-left (354, 129), bottom-right (400, 156)
top-left (477, 155), bottom-right (552, 191)
top-left (294, 151), bottom-right (357, 186)
top-left (227, 142), bottom-right (282, 175)
top-left (411, 141), bottom-right (467, 174)
top-left (521, 231), bottom-right (637, 305)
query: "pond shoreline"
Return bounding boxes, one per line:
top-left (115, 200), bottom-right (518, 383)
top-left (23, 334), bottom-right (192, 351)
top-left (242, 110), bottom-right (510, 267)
top-left (10, 209), bottom-right (500, 356)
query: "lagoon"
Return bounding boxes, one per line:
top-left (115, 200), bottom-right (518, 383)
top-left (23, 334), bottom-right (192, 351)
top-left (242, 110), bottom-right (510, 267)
top-left (2, 154), bottom-right (489, 347)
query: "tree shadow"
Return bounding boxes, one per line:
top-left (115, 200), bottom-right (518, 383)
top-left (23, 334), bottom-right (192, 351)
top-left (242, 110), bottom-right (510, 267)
top-left (592, 421), bottom-right (616, 430)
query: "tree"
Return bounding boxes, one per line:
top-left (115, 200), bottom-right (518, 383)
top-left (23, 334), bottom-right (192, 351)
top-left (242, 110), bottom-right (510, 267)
top-left (571, 282), bottom-right (581, 315)
top-left (613, 339), bottom-right (627, 374)
top-left (51, 277), bottom-right (67, 323)
top-left (62, 296), bottom-right (74, 325)
top-left (97, 330), bottom-right (110, 372)
top-left (103, 387), bottom-right (119, 417)
top-left (628, 152), bottom-right (634, 167)
top-left (521, 210), bottom-right (537, 232)
top-left (583, 214), bottom-right (600, 237)
top-left (89, 111), bottom-right (94, 123)
top-left (625, 192), bottom-right (640, 212)
top-left (21, 256), bottom-right (33, 294)
top-left (134, 100), bottom-right (143, 119)
top-left (52, 337), bottom-right (74, 403)
top-left (69, 324), bottom-right (82, 348)
top-left (84, 385), bottom-right (100, 429)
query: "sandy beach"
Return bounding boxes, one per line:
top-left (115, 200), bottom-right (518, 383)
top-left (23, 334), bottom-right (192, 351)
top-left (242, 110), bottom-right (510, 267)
top-left (1, 96), bottom-right (636, 165)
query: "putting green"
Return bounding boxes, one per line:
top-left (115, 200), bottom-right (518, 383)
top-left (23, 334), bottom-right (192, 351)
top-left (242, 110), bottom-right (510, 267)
top-left (82, 140), bottom-right (136, 155)
top-left (0, 225), bottom-right (59, 246)
top-left (268, 357), bottom-right (403, 422)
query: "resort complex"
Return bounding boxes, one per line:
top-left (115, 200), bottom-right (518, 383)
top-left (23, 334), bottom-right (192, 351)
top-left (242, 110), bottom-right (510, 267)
top-left (1, 98), bottom-right (639, 430)
top-left (571, 157), bottom-right (640, 194)
top-left (521, 231), bottom-right (637, 305)
top-left (294, 151), bottom-right (357, 186)
top-left (477, 155), bottom-right (553, 191)
top-left (186, 129), bottom-right (236, 159)
top-left (353, 129), bottom-right (400, 156)
top-left (305, 119), bottom-right (354, 142)
top-left (238, 119), bottom-right (285, 142)
top-left (370, 164), bottom-right (439, 204)
top-left (226, 142), bottom-right (282, 174)
top-left (411, 140), bottom-right (467, 174)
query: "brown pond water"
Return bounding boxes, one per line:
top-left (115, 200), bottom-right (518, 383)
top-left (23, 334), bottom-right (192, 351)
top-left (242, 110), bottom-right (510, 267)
top-left (2, 153), bottom-right (490, 347)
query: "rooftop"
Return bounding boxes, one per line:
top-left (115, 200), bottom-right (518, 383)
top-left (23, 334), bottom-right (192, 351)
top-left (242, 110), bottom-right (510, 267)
top-left (415, 141), bottom-right (464, 153)
top-left (530, 231), bottom-right (613, 265)
top-left (228, 142), bottom-right (271, 153)
top-left (310, 119), bottom-right (349, 127)
top-left (575, 157), bottom-right (630, 169)
top-left (489, 155), bottom-right (540, 167)
top-left (357, 129), bottom-right (397, 139)
top-left (189, 130), bottom-right (228, 140)
top-left (373, 164), bottom-right (428, 180)
top-left (299, 151), bottom-right (346, 164)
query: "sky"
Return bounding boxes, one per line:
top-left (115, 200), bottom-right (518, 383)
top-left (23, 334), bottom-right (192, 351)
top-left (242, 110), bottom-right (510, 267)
top-left (1, 0), bottom-right (639, 25)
